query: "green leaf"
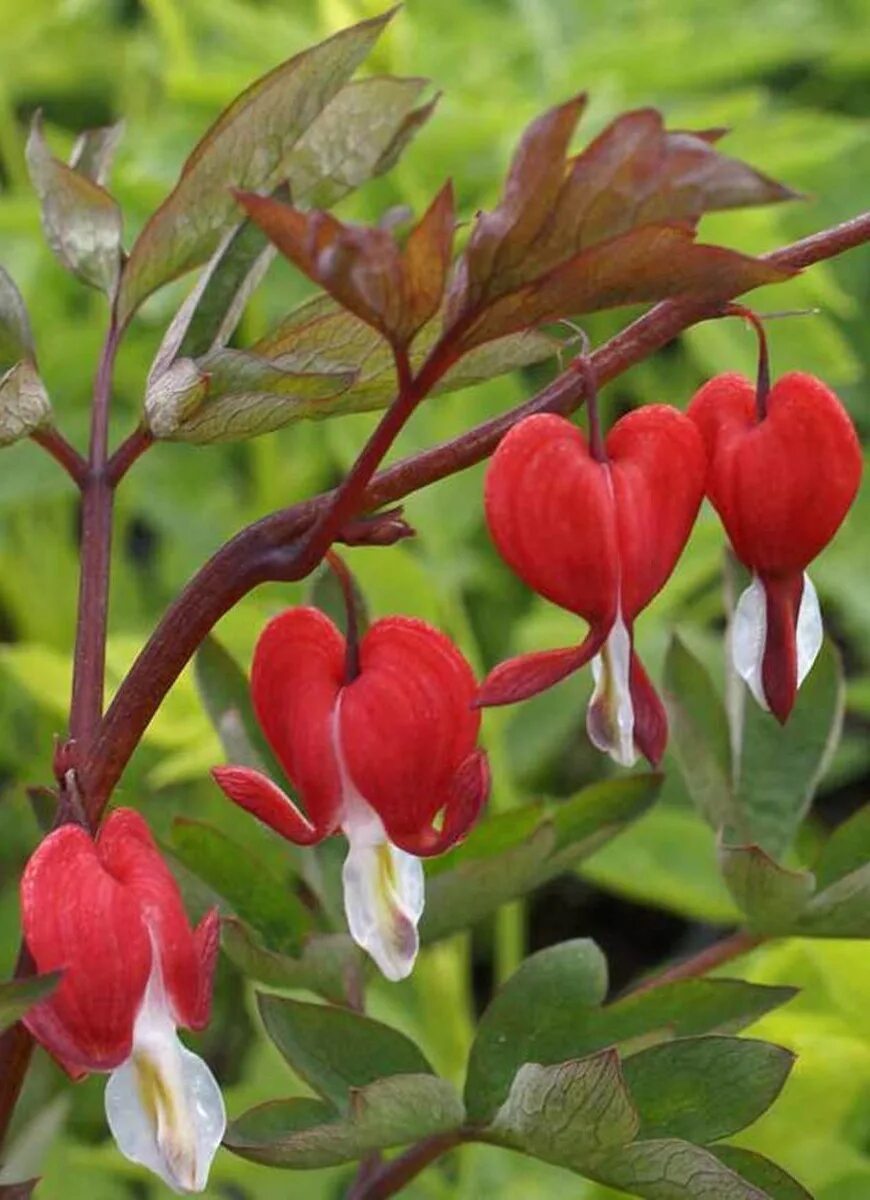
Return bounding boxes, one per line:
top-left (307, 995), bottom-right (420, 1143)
top-left (226, 1074), bottom-right (464, 1168)
top-left (488, 1050), bottom-right (640, 1164)
top-left (0, 268), bottom-right (34, 368)
top-left (423, 776), bottom-right (659, 943)
top-left (0, 361), bottom-right (52, 447)
top-left (797, 863), bottom-right (870, 938)
top-left (256, 992), bottom-right (433, 1111)
top-left (118, 12), bottom-right (395, 321)
top-left (719, 841), bottom-right (815, 933)
top-left (220, 917), bottom-right (358, 1006)
top-left (812, 803), bottom-right (870, 891)
top-left (465, 939), bottom-right (608, 1122)
top-left (194, 634), bottom-right (283, 777)
top-left (589, 978), bottom-right (796, 1048)
top-left (622, 1035), bottom-right (794, 1143)
top-left (712, 1147), bottom-right (814, 1199)
top-left (735, 639), bottom-right (844, 859)
top-left (0, 972), bottom-right (62, 1035)
top-left (589, 1138), bottom-right (778, 1199)
top-left (169, 818), bottom-right (309, 954)
top-left (663, 636), bottom-right (735, 832)
top-left (26, 114), bottom-right (122, 295)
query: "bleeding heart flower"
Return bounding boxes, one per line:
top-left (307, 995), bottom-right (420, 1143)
top-left (479, 407), bottom-right (707, 766)
top-left (212, 608), bottom-right (489, 981)
top-left (20, 808), bottom-right (224, 1194)
top-left (688, 370), bottom-right (862, 721)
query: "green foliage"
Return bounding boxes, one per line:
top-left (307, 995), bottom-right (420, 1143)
top-left (0, 971), bottom-right (60, 1035)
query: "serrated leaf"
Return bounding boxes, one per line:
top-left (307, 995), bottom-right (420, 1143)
top-left (663, 636), bottom-right (735, 832)
top-left (118, 11), bottom-right (396, 321)
top-left (622, 1035), bottom-right (794, 1143)
top-left (465, 940), bottom-right (608, 1122)
top-left (169, 818), bottom-right (309, 954)
top-left (194, 635), bottom-right (284, 776)
top-left (588, 1138), bottom-right (775, 1199)
top-left (0, 972), bottom-right (62, 1035)
top-left (488, 1051), bottom-right (640, 1164)
top-left (0, 361), bottom-right (52, 446)
top-left (735, 639), bottom-right (844, 858)
top-left (226, 1074), bottom-right (463, 1168)
top-left (221, 917), bottom-right (357, 1005)
top-left (712, 1147), bottom-right (814, 1199)
top-left (719, 841), bottom-right (815, 933)
top-left (257, 993), bottom-right (433, 1110)
top-left (26, 115), bottom-right (122, 295)
top-left (69, 121), bottom-right (124, 185)
top-left (0, 268), bottom-right (34, 367)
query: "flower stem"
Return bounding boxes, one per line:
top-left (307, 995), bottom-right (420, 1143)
top-left (627, 929), bottom-right (763, 995)
top-left (29, 427), bottom-right (88, 487)
top-left (723, 303), bottom-right (771, 420)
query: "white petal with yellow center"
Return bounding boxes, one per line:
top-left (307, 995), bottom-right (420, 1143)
top-left (587, 611), bottom-right (636, 768)
top-left (105, 953), bottom-right (225, 1194)
top-left (333, 700), bottom-right (424, 981)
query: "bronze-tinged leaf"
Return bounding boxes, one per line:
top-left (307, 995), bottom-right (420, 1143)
top-left (117, 11), bottom-right (396, 324)
top-left (444, 97), bottom-right (797, 351)
top-left (68, 121), bottom-right (125, 186)
top-left (402, 182), bottom-right (455, 336)
top-left (0, 268), bottom-right (34, 368)
top-left (0, 360), bottom-right (52, 445)
top-left (457, 223), bottom-right (795, 351)
top-left (447, 95), bottom-right (587, 321)
top-left (238, 186), bottom-right (454, 348)
top-left (26, 114), bottom-right (123, 296)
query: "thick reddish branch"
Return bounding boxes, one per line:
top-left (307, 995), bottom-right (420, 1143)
top-left (29, 427), bottom-right (88, 487)
top-left (75, 210), bottom-right (870, 822)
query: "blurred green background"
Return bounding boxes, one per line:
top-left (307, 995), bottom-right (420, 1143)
top-left (0, 0), bottom-right (868, 1196)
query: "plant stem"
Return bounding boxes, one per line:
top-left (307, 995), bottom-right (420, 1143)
top-left (346, 1131), bottom-right (468, 1200)
top-left (627, 930), bottom-right (763, 995)
top-left (69, 316), bottom-right (121, 754)
top-left (106, 425), bottom-right (154, 486)
top-left (29, 428), bottom-right (88, 487)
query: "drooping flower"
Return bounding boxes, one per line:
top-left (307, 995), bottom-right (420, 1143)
top-left (20, 808), bottom-right (224, 1194)
top-left (688, 370), bottom-right (862, 721)
top-left (479, 407), bottom-right (707, 766)
top-left (212, 608), bottom-right (489, 981)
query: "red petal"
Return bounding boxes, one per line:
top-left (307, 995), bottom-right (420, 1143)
top-left (759, 571), bottom-right (804, 723)
top-left (629, 650), bottom-right (668, 765)
top-left (97, 809), bottom-right (214, 1032)
top-left (339, 617), bottom-right (481, 842)
top-left (608, 404), bottom-right (707, 620)
top-left (688, 371), bottom-right (862, 575)
top-left (484, 413), bottom-right (619, 626)
top-left (476, 632), bottom-right (606, 707)
top-left (250, 607), bottom-right (344, 836)
top-left (386, 749), bottom-right (491, 857)
top-left (211, 765), bottom-right (321, 844)
top-left (190, 908), bottom-right (221, 1030)
top-left (20, 824), bottom-right (151, 1072)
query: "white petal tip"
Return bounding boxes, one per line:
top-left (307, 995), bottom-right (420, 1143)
top-left (796, 572), bottom-right (823, 686)
top-left (587, 615), bottom-right (637, 767)
top-left (731, 574), bottom-right (769, 711)
top-left (342, 816), bottom-right (424, 982)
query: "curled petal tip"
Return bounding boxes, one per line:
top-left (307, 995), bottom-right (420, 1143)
top-left (477, 635), bottom-right (604, 708)
top-left (210, 765), bottom-right (322, 845)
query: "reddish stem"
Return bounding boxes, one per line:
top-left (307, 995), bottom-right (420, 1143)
top-left (326, 550), bottom-right (361, 682)
top-left (724, 303), bottom-right (771, 419)
top-left (627, 930), bottom-right (763, 995)
top-left (106, 425), bottom-right (154, 487)
top-left (29, 427), bottom-right (88, 487)
top-left (346, 1131), bottom-right (468, 1200)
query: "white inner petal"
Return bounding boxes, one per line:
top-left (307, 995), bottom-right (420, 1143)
top-left (731, 573), bottom-right (768, 711)
top-left (333, 701), bottom-right (424, 982)
top-left (105, 948), bottom-right (225, 1194)
top-left (587, 610), bottom-right (636, 768)
top-left (796, 572), bottom-right (823, 686)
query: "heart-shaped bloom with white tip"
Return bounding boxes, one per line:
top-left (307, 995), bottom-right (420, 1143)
top-left (212, 608), bottom-right (489, 981)
top-left (689, 371), bottom-right (862, 722)
top-left (479, 407), bottom-right (708, 767)
top-left (20, 809), bottom-right (224, 1194)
